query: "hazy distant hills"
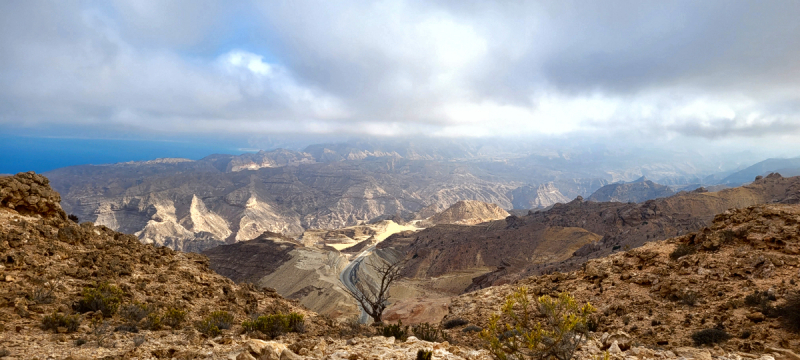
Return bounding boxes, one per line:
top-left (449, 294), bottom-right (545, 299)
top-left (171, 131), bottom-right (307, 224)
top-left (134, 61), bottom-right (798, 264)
top-left (720, 157), bottom-right (800, 185)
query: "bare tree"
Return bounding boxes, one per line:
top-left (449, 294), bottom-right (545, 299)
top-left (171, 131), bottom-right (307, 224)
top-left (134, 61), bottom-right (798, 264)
top-left (344, 257), bottom-right (406, 323)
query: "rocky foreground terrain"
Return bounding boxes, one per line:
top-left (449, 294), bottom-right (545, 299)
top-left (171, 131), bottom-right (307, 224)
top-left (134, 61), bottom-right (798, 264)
top-left (1, 172), bottom-right (797, 359)
top-left (443, 203), bottom-right (800, 358)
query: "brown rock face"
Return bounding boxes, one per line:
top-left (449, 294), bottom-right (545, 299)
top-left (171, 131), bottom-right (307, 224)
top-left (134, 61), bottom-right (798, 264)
top-left (0, 172), bottom-right (66, 219)
top-left (445, 204), bottom-right (800, 353)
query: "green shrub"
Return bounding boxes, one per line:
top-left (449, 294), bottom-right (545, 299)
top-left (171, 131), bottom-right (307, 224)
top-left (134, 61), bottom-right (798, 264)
top-left (379, 320), bottom-right (409, 341)
top-left (196, 320), bottom-right (221, 337)
top-left (242, 312), bottom-right (305, 339)
top-left (680, 292), bottom-right (698, 306)
top-left (41, 312), bottom-right (81, 333)
top-left (412, 322), bottom-right (448, 342)
top-left (669, 243), bottom-right (696, 260)
top-left (691, 328), bottom-right (731, 346)
top-left (162, 307), bottom-right (187, 329)
top-left (120, 302), bottom-right (156, 325)
top-left (777, 292), bottom-right (800, 333)
top-left (744, 290), bottom-right (777, 315)
top-left (30, 277), bottom-right (62, 304)
top-left (77, 282), bottom-right (123, 317)
top-left (143, 312), bottom-right (162, 330)
top-left (416, 349), bottom-right (433, 360)
top-left (209, 311), bottom-right (234, 329)
top-left (481, 287), bottom-right (595, 360)
top-left (443, 318), bottom-right (468, 329)
top-left (196, 311), bottom-right (234, 337)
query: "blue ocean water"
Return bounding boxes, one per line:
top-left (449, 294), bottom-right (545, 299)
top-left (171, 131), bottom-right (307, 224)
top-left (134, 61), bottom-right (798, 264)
top-left (0, 135), bottom-right (243, 174)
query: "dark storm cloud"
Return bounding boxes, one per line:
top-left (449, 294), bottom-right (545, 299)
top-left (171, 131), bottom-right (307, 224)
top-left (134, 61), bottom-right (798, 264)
top-left (0, 0), bottom-right (799, 140)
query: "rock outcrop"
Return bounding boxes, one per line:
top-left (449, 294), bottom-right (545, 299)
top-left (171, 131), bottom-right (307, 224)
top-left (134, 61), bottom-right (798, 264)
top-left (0, 171), bottom-right (66, 219)
top-left (429, 200), bottom-right (510, 226)
top-left (587, 176), bottom-right (675, 203)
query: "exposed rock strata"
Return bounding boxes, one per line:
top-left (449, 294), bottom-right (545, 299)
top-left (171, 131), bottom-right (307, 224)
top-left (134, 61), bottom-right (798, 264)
top-left (46, 153), bottom-right (516, 252)
top-left (510, 182), bottom-right (571, 209)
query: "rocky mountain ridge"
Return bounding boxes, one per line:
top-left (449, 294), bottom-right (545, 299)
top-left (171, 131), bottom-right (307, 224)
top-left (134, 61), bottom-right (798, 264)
top-left (46, 155), bottom-right (518, 252)
top-left (380, 173), bottom-right (800, 294)
top-left (43, 141), bottom-right (741, 254)
top-left (587, 176), bottom-right (675, 203)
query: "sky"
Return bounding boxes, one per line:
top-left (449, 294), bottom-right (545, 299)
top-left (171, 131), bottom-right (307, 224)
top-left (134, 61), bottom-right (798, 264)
top-left (2, 1), bottom-right (800, 172)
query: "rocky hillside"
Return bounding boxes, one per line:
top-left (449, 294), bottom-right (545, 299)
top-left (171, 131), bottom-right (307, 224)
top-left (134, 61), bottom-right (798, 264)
top-left (510, 182), bottom-right (571, 209)
top-left (381, 173), bottom-right (800, 293)
top-left (202, 233), bottom-right (356, 319)
top-left (443, 203), bottom-right (800, 356)
top-left (0, 172), bottom-right (337, 358)
top-left (587, 176), bottom-right (675, 203)
top-left (429, 200), bottom-right (510, 226)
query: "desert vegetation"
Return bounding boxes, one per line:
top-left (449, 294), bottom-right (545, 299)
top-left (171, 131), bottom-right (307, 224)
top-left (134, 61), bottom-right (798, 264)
top-left (481, 287), bottom-right (595, 360)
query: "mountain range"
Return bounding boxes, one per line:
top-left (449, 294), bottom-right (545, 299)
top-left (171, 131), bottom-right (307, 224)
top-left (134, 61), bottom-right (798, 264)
top-left (3, 167), bottom-right (800, 357)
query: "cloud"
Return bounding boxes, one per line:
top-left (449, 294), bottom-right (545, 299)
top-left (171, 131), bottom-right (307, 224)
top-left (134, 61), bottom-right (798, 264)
top-left (1, 0), bottom-right (799, 142)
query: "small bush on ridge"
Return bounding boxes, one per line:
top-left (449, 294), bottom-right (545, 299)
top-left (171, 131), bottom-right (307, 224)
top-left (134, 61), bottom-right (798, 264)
top-left (162, 307), bottom-right (187, 329)
top-left (41, 312), bottom-right (81, 333)
top-left (442, 318), bottom-right (468, 329)
top-left (416, 349), bottom-right (433, 360)
top-left (196, 311), bottom-right (234, 337)
top-left (120, 302), bottom-right (156, 325)
top-left (143, 312), bottom-right (162, 330)
top-left (379, 320), bottom-right (409, 341)
top-left (481, 287), bottom-right (595, 360)
top-left (777, 292), bottom-right (800, 333)
top-left (691, 328), bottom-right (731, 346)
top-left (77, 282), bottom-right (123, 317)
top-left (412, 322), bottom-right (448, 342)
top-left (242, 312), bottom-right (305, 339)
top-left (669, 243), bottom-right (696, 260)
